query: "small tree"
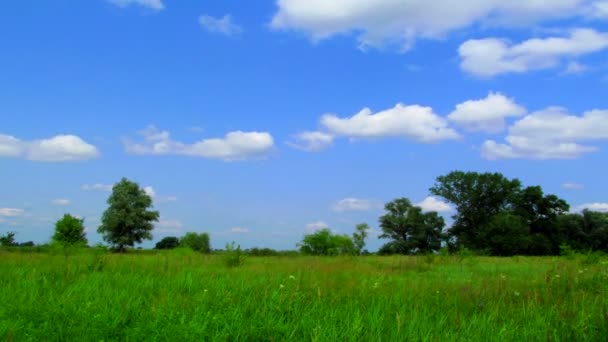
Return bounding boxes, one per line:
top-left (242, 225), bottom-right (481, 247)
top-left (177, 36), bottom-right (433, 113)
top-left (53, 214), bottom-right (87, 246)
top-left (379, 198), bottom-right (446, 254)
top-left (352, 223), bottom-right (370, 255)
top-left (298, 228), bottom-right (356, 256)
top-left (180, 232), bottom-right (211, 253)
top-left (155, 236), bottom-right (180, 250)
top-left (0, 232), bottom-right (16, 247)
top-left (97, 178), bottom-right (159, 252)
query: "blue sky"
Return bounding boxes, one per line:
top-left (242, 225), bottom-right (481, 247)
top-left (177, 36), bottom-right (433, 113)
top-left (1, 0), bottom-right (607, 251)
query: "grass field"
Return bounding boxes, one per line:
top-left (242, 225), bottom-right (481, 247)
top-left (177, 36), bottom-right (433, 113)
top-left (1, 249), bottom-right (607, 341)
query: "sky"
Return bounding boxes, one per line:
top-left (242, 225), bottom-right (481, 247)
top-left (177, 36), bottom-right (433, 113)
top-left (1, 0), bottom-right (607, 251)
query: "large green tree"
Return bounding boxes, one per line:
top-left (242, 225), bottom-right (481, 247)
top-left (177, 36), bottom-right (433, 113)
top-left (180, 232), bottom-right (211, 253)
top-left (98, 178), bottom-right (159, 252)
top-left (429, 171), bottom-right (522, 251)
top-left (53, 214), bottom-right (87, 246)
top-left (298, 228), bottom-right (356, 256)
top-left (379, 198), bottom-right (446, 254)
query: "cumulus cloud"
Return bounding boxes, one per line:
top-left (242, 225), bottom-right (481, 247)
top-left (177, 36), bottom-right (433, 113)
top-left (448, 92), bottom-right (527, 133)
top-left (0, 208), bottom-right (24, 217)
top-left (460, 28), bottom-right (608, 77)
top-left (230, 227), bottom-right (250, 233)
top-left (416, 196), bottom-right (452, 213)
top-left (107, 0), bottom-right (164, 10)
top-left (287, 131), bottom-right (334, 152)
top-left (564, 61), bottom-right (588, 74)
top-left (321, 104), bottom-right (460, 143)
top-left (574, 202), bottom-right (608, 212)
top-left (82, 184), bottom-right (113, 192)
top-left (0, 134), bottom-right (99, 162)
top-left (332, 198), bottom-right (381, 212)
top-left (271, 0), bottom-right (600, 50)
top-left (562, 182), bottom-right (585, 190)
top-left (51, 199), bottom-right (71, 206)
top-left (144, 186), bottom-right (156, 198)
top-left (306, 221), bottom-right (329, 232)
top-left (199, 15), bottom-right (243, 36)
top-left (482, 107), bottom-right (608, 159)
top-left (124, 126), bottom-right (274, 161)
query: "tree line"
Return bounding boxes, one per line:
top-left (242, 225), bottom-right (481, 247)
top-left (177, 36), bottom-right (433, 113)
top-left (2, 172), bottom-right (606, 256)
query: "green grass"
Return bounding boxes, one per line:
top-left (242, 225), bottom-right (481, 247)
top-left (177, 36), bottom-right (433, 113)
top-left (1, 249), bottom-right (607, 341)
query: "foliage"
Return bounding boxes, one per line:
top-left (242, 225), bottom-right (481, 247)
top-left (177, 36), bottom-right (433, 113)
top-left (0, 232), bottom-right (16, 247)
top-left (379, 198), bottom-right (446, 254)
top-left (97, 178), bottom-right (159, 252)
top-left (53, 214), bottom-right (87, 246)
top-left (352, 223), bottom-right (370, 255)
top-left (298, 228), bottom-right (356, 256)
top-left (180, 232), bottom-right (211, 253)
top-left (558, 210), bottom-right (608, 253)
top-left (155, 236), bottom-right (180, 250)
top-left (223, 241), bottom-right (244, 267)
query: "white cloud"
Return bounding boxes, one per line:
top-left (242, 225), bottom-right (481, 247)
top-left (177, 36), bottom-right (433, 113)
top-left (562, 182), bottom-right (585, 190)
top-left (460, 28), bottom-right (608, 77)
top-left (51, 199), bottom-right (71, 206)
top-left (306, 221), bottom-right (329, 232)
top-left (144, 186), bottom-right (156, 198)
top-left (564, 61), bottom-right (588, 74)
top-left (448, 92), bottom-right (527, 133)
top-left (108, 0), bottom-right (164, 10)
top-left (271, 0), bottom-right (598, 50)
top-left (0, 208), bottom-right (24, 217)
top-left (321, 103), bottom-right (460, 143)
top-left (124, 126), bottom-right (274, 161)
top-left (82, 184), bottom-right (113, 192)
top-left (482, 107), bottom-right (608, 159)
top-left (416, 196), bottom-right (452, 213)
top-left (574, 202), bottom-right (608, 212)
top-left (230, 227), bottom-right (250, 233)
top-left (0, 134), bottom-right (99, 162)
top-left (155, 219), bottom-right (183, 233)
top-left (287, 131), bottom-right (334, 152)
top-left (199, 15), bottom-right (243, 36)
top-left (332, 198), bottom-right (381, 212)
top-left (589, 1), bottom-right (608, 17)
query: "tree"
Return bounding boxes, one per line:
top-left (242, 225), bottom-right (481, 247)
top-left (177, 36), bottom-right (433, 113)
top-left (558, 210), bottom-right (608, 253)
top-left (180, 232), bottom-right (211, 253)
top-left (0, 232), bottom-right (16, 247)
top-left (352, 223), bottom-right (370, 255)
top-left (429, 171), bottom-right (522, 250)
top-left (155, 236), bottom-right (180, 250)
top-left (97, 178), bottom-right (159, 252)
top-left (483, 213), bottom-right (530, 256)
top-left (53, 214), bottom-right (87, 246)
top-left (298, 229), bottom-right (356, 256)
top-left (379, 198), bottom-right (446, 254)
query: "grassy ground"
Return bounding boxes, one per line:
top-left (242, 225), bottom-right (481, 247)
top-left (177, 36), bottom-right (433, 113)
top-left (1, 249), bottom-right (607, 341)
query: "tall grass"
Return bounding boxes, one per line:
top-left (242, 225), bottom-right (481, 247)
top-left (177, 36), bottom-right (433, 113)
top-left (0, 249), bottom-right (607, 340)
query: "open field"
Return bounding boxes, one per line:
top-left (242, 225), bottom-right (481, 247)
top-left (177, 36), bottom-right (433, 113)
top-left (1, 250), bottom-right (607, 341)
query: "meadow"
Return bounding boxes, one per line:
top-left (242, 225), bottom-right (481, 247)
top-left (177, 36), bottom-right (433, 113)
top-left (1, 249), bottom-right (607, 341)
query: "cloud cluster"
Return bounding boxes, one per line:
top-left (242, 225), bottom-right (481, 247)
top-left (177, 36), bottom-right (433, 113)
top-left (199, 15), bottom-right (242, 36)
top-left (332, 198), bottom-right (381, 212)
top-left (482, 108), bottom-right (608, 159)
top-left (574, 202), bottom-right (608, 212)
top-left (460, 28), bottom-right (608, 77)
top-left (271, 0), bottom-right (603, 50)
top-left (107, 0), bottom-right (164, 10)
top-left (0, 208), bottom-right (24, 217)
top-left (125, 126), bottom-right (275, 161)
top-left (0, 134), bottom-right (99, 162)
top-left (416, 196), bottom-right (452, 213)
top-left (448, 92), bottom-right (526, 133)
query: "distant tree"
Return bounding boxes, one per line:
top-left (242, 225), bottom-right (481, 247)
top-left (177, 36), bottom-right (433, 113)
top-left (53, 214), bottom-right (87, 246)
top-left (298, 228), bottom-right (356, 256)
top-left (352, 223), bottom-right (370, 255)
top-left (180, 232), bottom-right (211, 253)
top-left (379, 198), bottom-right (446, 254)
top-left (429, 171), bottom-right (522, 250)
top-left (155, 236), bottom-right (180, 250)
top-left (97, 178), bottom-right (159, 252)
top-left (558, 210), bottom-right (608, 253)
top-left (0, 232), bottom-right (16, 247)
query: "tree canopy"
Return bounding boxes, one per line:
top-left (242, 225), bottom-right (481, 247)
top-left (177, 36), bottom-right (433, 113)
top-left (298, 229), bottom-right (356, 256)
top-left (180, 232), bottom-right (211, 253)
top-left (379, 198), bottom-right (445, 254)
top-left (97, 178), bottom-right (159, 252)
top-left (53, 214), bottom-right (87, 246)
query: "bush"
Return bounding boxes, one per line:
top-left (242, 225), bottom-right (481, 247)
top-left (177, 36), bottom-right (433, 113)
top-left (224, 242), bottom-right (244, 268)
top-left (180, 232), bottom-right (211, 253)
top-left (155, 236), bottom-right (180, 250)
